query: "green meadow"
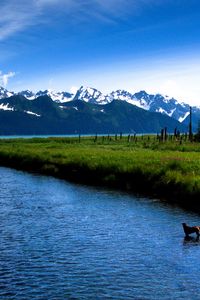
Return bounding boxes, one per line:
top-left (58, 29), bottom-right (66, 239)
top-left (0, 135), bottom-right (200, 209)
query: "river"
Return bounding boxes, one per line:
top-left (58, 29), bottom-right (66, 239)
top-left (0, 167), bottom-right (200, 300)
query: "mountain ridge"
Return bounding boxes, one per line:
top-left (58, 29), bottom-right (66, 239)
top-left (0, 85), bottom-right (199, 131)
top-left (0, 94), bottom-right (186, 135)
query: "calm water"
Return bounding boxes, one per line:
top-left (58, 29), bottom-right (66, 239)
top-left (1, 167), bottom-right (200, 300)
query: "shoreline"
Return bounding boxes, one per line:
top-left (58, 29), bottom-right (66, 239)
top-left (0, 155), bottom-right (199, 213)
top-left (0, 136), bottom-right (200, 212)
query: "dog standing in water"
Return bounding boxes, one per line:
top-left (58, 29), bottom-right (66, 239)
top-left (182, 223), bottom-right (200, 237)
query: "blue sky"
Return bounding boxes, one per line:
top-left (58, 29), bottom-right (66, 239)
top-left (1, 0), bottom-right (200, 105)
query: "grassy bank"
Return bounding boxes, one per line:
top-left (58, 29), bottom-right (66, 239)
top-left (0, 135), bottom-right (200, 210)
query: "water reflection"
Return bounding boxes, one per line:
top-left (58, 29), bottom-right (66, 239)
top-left (183, 236), bottom-right (200, 244)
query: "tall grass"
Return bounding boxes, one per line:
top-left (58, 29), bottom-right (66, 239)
top-left (0, 136), bottom-right (200, 208)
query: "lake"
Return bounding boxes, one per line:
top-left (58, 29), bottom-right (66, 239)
top-left (0, 167), bottom-right (200, 299)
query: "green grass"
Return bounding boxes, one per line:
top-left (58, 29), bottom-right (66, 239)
top-left (0, 135), bottom-right (200, 209)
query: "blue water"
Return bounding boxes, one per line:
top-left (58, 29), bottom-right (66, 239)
top-left (0, 133), bottom-right (151, 139)
top-left (0, 134), bottom-right (81, 139)
top-left (0, 167), bottom-right (200, 299)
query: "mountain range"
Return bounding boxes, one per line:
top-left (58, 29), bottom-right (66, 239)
top-left (0, 85), bottom-right (198, 135)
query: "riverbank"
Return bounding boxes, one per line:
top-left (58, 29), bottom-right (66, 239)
top-left (0, 136), bottom-right (200, 210)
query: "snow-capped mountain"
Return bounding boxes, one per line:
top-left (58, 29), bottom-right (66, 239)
top-left (35, 90), bottom-right (74, 103)
top-left (0, 86), bottom-right (74, 103)
top-left (109, 90), bottom-right (153, 109)
top-left (0, 86), bottom-right (14, 99)
top-left (0, 94), bottom-right (186, 135)
top-left (132, 90), bottom-right (191, 123)
top-left (18, 90), bottom-right (35, 100)
top-left (73, 86), bottom-right (109, 104)
top-left (73, 86), bottom-right (194, 123)
top-left (18, 89), bottom-right (74, 103)
top-left (0, 85), bottom-right (198, 126)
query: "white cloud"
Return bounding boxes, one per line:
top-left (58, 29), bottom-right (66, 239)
top-left (0, 71), bottom-right (15, 87)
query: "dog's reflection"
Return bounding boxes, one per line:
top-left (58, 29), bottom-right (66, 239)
top-left (183, 235), bottom-right (200, 245)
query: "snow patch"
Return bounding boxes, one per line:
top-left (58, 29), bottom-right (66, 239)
top-left (25, 96), bottom-right (35, 100)
top-left (168, 108), bottom-right (176, 117)
top-left (0, 103), bottom-right (14, 111)
top-left (179, 112), bottom-right (190, 122)
top-left (157, 108), bottom-right (167, 114)
top-left (24, 110), bottom-right (41, 117)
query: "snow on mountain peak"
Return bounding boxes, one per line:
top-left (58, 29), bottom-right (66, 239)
top-left (18, 89), bottom-right (74, 102)
top-left (0, 86), bottom-right (76, 103)
top-left (19, 90), bottom-right (36, 100)
top-left (74, 86), bottom-right (109, 104)
top-left (110, 89), bottom-right (133, 101)
top-left (0, 86), bottom-right (14, 99)
top-left (44, 90), bottom-right (74, 103)
top-left (0, 85), bottom-right (196, 124)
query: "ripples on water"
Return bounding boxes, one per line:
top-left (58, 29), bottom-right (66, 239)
top-left (0, 167), bottom-right (200, 299)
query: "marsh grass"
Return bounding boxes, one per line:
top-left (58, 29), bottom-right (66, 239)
top-left (0, 136), bottom-right (200, 208)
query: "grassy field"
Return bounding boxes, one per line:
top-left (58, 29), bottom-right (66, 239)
top-left (0, 134), bottom-right (200, 209)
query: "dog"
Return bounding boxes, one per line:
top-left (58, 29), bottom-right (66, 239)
top-left (182, 223), bottom-right (200, 237)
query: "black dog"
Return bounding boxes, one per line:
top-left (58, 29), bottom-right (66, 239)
top-left (182, 223), bottom-right (200, 237)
